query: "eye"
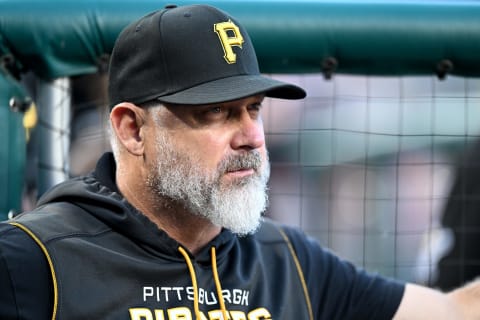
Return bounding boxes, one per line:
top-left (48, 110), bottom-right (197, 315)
top-left (248, 102), bottom-right (262, 112)
top-left (204, 106), bottom-right (227, 118)
top-left (247, 102), bottom-right (263, 118)
top-left (194, 105), bottom-right (228, 123)
top-left (209, 106), bottom-right (223, 114)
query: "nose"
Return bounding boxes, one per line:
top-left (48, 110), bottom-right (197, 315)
top-left (230, 111), bottom-right (265, 151)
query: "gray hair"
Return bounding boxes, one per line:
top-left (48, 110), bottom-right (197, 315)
top-left (108, 101), bottom-right (164, 163)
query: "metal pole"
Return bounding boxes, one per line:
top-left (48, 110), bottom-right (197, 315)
top-left (35, 77), bottom-right (71, 196)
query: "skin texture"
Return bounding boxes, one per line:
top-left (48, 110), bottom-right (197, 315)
top-left (110, 95), bottom-right (267, 254)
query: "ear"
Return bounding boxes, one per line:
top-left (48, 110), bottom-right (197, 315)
top-left (110, 102), bottom-right (146, 156)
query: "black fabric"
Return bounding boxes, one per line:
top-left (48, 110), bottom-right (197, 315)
top-left (0, 152), bottom-right (405, 319)
top-left (0, 224), bottom-right (53, 319)
top-left (108, 4), bottom-right (306, 107)
top-left (282, 226), bottom-right (405, 319)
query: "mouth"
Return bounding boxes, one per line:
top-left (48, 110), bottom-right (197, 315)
top-left (219, 152), bottom-right (262, 182)
top-left (225, 167), bottom-right (255, 179)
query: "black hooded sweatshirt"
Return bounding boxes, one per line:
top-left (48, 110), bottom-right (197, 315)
top-left (0, 152), bottom-right (404, 319)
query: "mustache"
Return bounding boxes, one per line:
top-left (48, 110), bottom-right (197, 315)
top-left (219, 151), bottom-right (262, 173)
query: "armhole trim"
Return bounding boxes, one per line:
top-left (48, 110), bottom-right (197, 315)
top-left (9, 222), bottom-right (58, 320)
top-left (278, 228), bottom-right (314, 320)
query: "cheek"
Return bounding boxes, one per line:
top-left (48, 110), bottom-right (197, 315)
top-left (181, 132), bottom-right (229, 168)
top-left (174, 130), bottom-right (268, 171)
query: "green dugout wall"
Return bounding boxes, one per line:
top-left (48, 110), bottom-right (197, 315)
top-left (1, 0), bottom-right (480, 219)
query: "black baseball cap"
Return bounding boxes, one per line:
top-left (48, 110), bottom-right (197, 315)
top-left (108, 4), bottom-right (306, 107)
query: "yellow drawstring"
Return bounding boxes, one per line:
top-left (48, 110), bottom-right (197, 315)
top-left (211, 247), bottom-right (229, 320)
top-left (178, 246), bottom-right (229, 320)
top-left (178, 246), bottom-right (202, 319)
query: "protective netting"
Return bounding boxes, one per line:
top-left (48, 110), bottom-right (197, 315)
top-left (265, 74), bottom-right (480, 288)
top-left (22, 72), bottom-right (480, 289)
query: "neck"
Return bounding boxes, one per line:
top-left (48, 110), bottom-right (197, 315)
top-left (117, 171), bottom-right (221, 255)
top-left (154, 208), bottom-right (222, 255)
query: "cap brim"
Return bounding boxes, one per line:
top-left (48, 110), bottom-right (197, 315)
top-left (155, 74), bottom-right (306, 105)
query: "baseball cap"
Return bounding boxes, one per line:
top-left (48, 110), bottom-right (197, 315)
top-left (108, 4), bottom-right (306, 107)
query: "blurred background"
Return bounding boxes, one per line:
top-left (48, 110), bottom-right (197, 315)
top-left (263, 73), bottom-right (480, 288)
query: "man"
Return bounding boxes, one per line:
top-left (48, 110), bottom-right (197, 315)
top-left (0, 4), bottom-right (479, 319)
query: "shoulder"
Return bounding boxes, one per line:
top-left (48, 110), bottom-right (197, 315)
top-left (0, 222), bottom-right (53, 319)
top-left (12, 202), bottom-right (110, 243)
top-left (0, 222), bottom-right (51, 278)
top-left (265, 220), bottom-right (332, 265)
top-left (0, 222), bottom-right (45, 263)
top-left (259, 221), bottom-right (406, 319)
top-left (255, 219), bottom-right (340, 277)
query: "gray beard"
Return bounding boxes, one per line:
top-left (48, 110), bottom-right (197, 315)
top-left (146, 134), bottom-right (270, 235)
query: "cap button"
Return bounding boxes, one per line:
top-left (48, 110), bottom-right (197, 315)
top-left (164, 4), bottom-right (177, 9)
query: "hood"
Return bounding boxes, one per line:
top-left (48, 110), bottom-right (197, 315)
top-left (36, 152), bottom-right (236, 264)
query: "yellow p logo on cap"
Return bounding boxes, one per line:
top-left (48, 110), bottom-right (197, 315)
top-left (214, 20), bottom-right (244, 64)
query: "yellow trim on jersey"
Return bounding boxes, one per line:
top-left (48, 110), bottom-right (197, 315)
top-left (9, 222), bottom-right (58, 320)
top-left (279, 228), bottom-right (314, 320)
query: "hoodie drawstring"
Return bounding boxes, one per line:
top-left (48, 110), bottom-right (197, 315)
top-left (178, 246), bottom-right (229, 320)
top-left (178, 246), bottom-right (202, 319)
top-left (211, 246), bottom-right (228, 320)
